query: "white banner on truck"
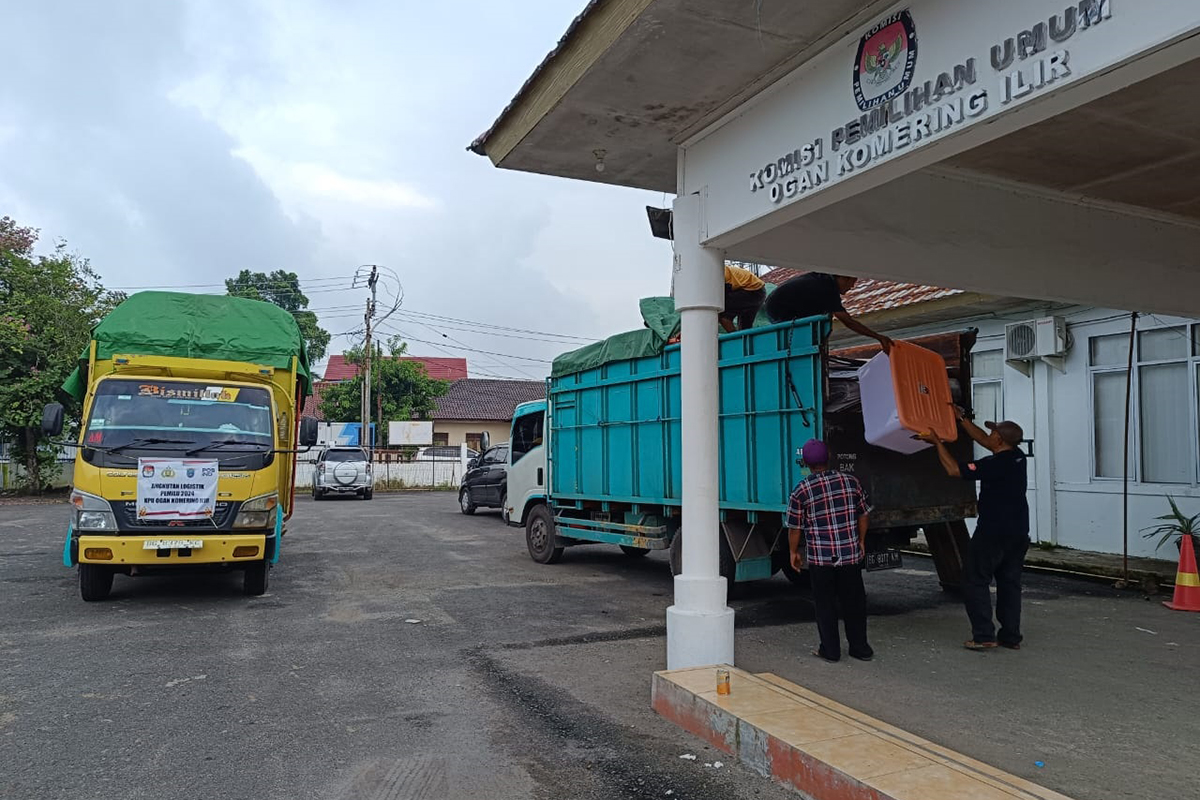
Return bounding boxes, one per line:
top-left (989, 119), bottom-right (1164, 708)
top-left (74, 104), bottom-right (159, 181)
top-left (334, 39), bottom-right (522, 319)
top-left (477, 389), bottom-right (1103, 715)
top-left (136, 458), bottom-right (219, 521)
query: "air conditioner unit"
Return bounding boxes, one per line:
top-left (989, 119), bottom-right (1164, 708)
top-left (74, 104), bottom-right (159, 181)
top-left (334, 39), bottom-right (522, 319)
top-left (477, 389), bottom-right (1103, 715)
top-left (1005, 316), bottom-right (1069, 373)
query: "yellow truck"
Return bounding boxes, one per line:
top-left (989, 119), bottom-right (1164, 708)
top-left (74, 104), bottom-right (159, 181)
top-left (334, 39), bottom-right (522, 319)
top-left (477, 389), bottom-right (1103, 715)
top-left (41, 291), bottom-right (319, 601)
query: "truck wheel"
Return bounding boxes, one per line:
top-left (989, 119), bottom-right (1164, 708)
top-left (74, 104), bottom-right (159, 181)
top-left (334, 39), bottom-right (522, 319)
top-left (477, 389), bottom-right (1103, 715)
top-left (526, 505), bottom-right (563, 564)
top-left (244, 560), bottom-right (269, 596)
top-left (620, 545), bottom-right (650, 557)
top-left (459, 488), bottom-right (476, 515)
top-left (364, 488), bottom-right (374, 500)
top-left (79, 564), bottom-right (114, 602)
top-left (668, 532), bottom-right (735, 584)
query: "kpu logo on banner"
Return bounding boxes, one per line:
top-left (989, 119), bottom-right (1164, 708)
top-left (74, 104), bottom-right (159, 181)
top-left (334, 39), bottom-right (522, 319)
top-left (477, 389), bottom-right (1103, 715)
top-left (853, 10), bottom-right (918, 111)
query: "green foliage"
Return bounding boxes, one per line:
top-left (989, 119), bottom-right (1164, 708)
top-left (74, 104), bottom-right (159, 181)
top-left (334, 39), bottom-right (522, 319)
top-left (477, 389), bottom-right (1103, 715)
top-left (0, 216), bottom-right (122, 492)
top-left (1141, 495), bottom-right (1200, 552)
top-left (225, 269), bottom-right (331, 362)
top-left (318, 337), bottom-right (449, 445)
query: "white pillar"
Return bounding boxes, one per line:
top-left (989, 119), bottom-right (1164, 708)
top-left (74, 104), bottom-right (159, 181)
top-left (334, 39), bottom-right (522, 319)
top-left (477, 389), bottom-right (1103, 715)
top-left (666, 191), bottom-right (735, 670)
top-left (1032, 360), bottom-right (1057, 545)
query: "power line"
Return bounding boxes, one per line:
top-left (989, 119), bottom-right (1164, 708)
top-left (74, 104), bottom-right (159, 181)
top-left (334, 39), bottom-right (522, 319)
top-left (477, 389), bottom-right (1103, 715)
top-left (107, 271), bottom-right (594, 345)
top-left (396, 314), bottom-right (541, 380)
top-left (375, 321), bottom-right (553, 364)
top-left (394, 308), bottom-right (597, 342)
top-left (391, 312), bottom-right (590, 346)
top-left (318, 327), bottom-right (536, 382)
top-left (109, 274), bottom-right (356, 291)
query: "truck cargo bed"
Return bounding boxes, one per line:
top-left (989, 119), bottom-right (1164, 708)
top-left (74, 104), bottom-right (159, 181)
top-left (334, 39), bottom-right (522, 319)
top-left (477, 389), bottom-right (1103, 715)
top-left (549, 319), bottom-right (826, 512)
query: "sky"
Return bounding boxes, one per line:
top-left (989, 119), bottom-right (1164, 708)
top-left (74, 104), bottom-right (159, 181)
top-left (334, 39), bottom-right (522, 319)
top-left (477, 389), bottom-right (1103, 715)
top-left (0, 0), bottom-right (674, 380)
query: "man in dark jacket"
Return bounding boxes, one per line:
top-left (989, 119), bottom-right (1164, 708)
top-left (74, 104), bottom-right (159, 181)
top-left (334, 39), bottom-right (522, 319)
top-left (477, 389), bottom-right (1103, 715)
top-left (766, 272), bottom-right (892, 352)
top-left (921, 410), bottom-right (1030, 651)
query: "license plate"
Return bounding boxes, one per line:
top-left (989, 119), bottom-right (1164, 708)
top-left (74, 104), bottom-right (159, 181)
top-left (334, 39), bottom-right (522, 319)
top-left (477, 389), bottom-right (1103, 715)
top-left (142, 539), bottom-right (204, 550)
top-left (865, 549), bottom-right (902, 571)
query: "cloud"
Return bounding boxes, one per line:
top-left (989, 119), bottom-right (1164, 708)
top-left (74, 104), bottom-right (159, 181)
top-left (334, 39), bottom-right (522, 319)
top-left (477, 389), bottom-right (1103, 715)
top-left (0, 0), bottom-right (672, 379)
top-left (234, 149), bottom-right (440, 212)
top-left (0, 0), bottom-right (319, 284)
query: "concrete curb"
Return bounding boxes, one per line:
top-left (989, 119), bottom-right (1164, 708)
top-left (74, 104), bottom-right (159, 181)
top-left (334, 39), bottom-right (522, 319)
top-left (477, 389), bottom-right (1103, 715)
top-left (905, 542), bottom-right (1177, 590)
top-left (652, 666), bottom-right (1075, 800)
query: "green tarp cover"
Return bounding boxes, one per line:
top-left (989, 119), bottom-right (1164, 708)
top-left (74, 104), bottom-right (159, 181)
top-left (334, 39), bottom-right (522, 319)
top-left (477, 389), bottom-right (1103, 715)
top-left (62, 291), bottom-right (312, 401)
top-left (550, 284), bottom-right (779, 379)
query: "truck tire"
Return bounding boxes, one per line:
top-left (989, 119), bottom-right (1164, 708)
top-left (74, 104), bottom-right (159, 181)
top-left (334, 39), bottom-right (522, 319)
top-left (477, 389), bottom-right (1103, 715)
top-left (363, 488), bottom-right (374, 500)
top-left (620, 545), bottom-right (650, 557)
top-left (79, 564), bottom-right (114, 602)
top-left (526, 505), bottom-right (563, 564)
top-left (459, 488), bottom-right (476, 515)
top-left (668, 532), bottom-right (736, 584)
top-left (244, 560), bottom-right (269, 596)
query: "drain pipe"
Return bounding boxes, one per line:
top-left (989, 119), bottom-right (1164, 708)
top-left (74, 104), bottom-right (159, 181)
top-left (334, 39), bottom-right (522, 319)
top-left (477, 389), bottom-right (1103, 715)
top-left (1121, 311), bottom-right (1137, 586)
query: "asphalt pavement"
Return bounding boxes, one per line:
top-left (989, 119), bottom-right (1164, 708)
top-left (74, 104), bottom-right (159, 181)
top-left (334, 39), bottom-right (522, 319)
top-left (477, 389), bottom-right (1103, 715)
top-left (1, 494), bottom-right (1195, 800)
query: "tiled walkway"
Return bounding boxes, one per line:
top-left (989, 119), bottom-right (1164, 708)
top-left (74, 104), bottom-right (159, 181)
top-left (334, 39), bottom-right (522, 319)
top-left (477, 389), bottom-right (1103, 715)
top-left (653, 666), bottom-right (1075, 800)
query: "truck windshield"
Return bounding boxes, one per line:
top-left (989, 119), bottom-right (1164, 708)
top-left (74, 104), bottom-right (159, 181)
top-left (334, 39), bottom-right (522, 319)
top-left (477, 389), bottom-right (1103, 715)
top-left (82, 379), bottom-right (274, 469)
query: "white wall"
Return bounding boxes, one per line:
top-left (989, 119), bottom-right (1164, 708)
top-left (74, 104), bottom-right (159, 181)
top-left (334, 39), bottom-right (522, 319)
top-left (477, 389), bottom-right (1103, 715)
top-left (0, 459), bottom-right (74, 491)
top-left (885, 305), bottom-right (1197, 560)
top-left (295, 460), bottom-right (464, 490)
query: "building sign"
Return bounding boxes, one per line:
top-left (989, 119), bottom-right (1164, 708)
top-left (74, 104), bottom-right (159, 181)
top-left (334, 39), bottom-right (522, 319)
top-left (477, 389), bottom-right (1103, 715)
top-left (388, 420), bottom-right (434, 446)
top-left (137, 458), bottom-right (218, 520)
top-left (743, 1), bottom-right (1116, 207)
top-left (853, 10), bottom-right (919, 112)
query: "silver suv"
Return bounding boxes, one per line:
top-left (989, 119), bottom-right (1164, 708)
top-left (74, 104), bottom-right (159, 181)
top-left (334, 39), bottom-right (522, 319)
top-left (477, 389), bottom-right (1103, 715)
top-left (313, 447), bottom-right (373, 500)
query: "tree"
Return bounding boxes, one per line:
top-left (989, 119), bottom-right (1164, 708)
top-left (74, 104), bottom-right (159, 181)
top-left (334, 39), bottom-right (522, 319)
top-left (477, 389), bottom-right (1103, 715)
top-left (319, 337), bottom-right (449, 445)
top-left (0, 217), bottom-right (123, 492)
top-left (224, 269), bottom-right (331, 362)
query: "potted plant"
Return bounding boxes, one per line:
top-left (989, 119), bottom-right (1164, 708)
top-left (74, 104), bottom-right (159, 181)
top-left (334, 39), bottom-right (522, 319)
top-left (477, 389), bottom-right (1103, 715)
top-left (1141, 496), bottom-right (1200, 554)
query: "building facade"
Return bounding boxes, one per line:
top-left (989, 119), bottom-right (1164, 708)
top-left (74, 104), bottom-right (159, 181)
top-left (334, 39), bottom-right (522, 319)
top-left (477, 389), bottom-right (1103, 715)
top-left (430, 379), bottom-right (546, 451)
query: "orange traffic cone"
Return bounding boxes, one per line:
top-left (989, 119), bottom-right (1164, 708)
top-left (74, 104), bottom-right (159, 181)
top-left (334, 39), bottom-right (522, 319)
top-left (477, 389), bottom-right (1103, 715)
top-left (1163, 533), bottom-right (1200, 612)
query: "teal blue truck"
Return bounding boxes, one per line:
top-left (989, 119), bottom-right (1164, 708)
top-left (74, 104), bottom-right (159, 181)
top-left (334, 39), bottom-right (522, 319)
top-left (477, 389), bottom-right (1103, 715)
top-left (497, 316), bottom-right (980, 589)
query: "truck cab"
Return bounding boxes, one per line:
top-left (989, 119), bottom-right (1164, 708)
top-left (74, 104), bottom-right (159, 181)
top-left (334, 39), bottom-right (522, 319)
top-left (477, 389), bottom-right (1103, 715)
top-left (45, 291), bottom-right (317, 601)
top-left (502, 321), bottom-right (979, 588)
top-left (504, 400), bottom-right (548, 527)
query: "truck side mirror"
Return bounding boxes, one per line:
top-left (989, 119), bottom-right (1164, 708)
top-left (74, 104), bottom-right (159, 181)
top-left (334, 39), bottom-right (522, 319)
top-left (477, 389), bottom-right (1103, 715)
top-left (41, 403), bottom-right (64, 438)
top-left (480, 431), bottom-right (491, 451)
top-left (298, 416), bottom-right (319, 447)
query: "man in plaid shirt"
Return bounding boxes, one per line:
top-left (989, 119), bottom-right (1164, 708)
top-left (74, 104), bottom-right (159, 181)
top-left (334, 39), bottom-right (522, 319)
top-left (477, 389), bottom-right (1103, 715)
top-left (787, 439), bottom-right (874, 662)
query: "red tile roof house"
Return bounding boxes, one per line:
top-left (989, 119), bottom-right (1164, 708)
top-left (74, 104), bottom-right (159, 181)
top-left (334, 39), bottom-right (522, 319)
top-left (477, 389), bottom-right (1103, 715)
top-left (429, 378), bottom-right (546, 453)
top-left (303, 354), bottom-right (544, 452)
top-left (301, 355), bottom-right (469, 422)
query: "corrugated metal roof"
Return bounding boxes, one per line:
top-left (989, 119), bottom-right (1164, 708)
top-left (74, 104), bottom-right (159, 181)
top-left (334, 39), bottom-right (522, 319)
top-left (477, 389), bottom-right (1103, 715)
top-left (760, 268), bottom-right (963, 316)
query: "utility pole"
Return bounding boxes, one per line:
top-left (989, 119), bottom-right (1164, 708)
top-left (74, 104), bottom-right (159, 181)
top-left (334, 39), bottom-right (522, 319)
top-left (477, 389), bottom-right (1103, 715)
top-left (361, 265), bottom-right (378, 453)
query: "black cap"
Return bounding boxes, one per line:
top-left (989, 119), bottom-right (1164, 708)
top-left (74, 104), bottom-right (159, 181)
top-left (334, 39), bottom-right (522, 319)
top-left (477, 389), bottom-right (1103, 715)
top-left (985, 420), bottom-right (1024, 446)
